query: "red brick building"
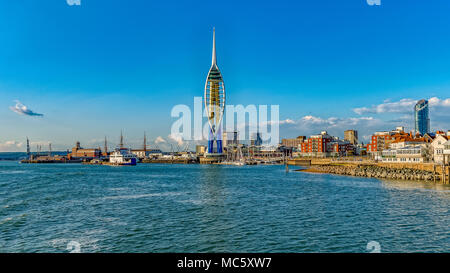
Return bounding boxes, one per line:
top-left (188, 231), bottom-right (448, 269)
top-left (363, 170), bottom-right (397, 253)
top-left (299, 131), bottom-right (356, 157)
top-left (366, 133), bottom-right (394, 153)
top-left (300, 131), bottom-right (333, 155)
top-left (68, 141), bottom-right (101, 160)
top-left (366, 129), bottom-right (434, 153)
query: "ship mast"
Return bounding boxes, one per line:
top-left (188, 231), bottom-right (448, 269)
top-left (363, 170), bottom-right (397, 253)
top-left (26, 137), bottom-right (30, 159)
top-left (104, 136), bottom-right (108, 156)
top-left (143, 132), bottom-right (147, 152)
top-left (119, 131), bottom-right (124, 149)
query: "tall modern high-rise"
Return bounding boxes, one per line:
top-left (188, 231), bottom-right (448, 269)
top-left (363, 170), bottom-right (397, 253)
top-left (204, 28), bottom-right (225, 154)
top-left (414, 99), bottom-right (430, 136)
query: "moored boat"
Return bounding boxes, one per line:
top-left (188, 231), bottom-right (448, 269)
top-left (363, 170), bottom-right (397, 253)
top-left (108, 148), bottom-right (137, 166)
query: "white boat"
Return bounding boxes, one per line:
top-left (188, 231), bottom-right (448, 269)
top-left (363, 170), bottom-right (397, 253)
top-left (109, 148), bottom-right (137, 166)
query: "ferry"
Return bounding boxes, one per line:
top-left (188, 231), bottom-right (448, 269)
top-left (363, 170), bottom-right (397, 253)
top-left (108, 148), bottom-right (137, 166)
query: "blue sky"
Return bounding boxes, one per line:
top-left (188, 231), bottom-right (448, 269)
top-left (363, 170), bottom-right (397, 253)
top-left (1, 0), bottom-right (450, 151)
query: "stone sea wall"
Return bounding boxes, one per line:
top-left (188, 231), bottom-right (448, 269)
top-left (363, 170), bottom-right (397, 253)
top-left (304, 164), bottom-right (443, 182)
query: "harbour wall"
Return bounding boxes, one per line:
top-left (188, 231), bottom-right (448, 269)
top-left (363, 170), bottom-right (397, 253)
top-left (298, 163), bottom-right (450, 183)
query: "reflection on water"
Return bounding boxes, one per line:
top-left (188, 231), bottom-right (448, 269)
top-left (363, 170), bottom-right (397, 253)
top-left (379, 179), bottom-right (450, 252)
top-left (381, 179), bottom-right (450, 192)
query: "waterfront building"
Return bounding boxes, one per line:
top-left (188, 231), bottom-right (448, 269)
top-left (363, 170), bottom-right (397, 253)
top-left (68, 141), bottom-right (101, 160)
top-left (379, 130), bottom-right (439, 163)
top-left (366, 127), bottom-right (421, 153)
top-left (381, 144), bottom-right (429, 163)
top-left (389, 136), bottom-right (427, 150)
top-left (414, 99), bottom-right (430, 136)
top-left (443, 140), bottom-right (450, 164)
top-left (430, 134), bottom-right (449, 164)
top-left (367, 131), bottom-right (394, 153)
top-left (195, 145), bottom-right (206, 156)
top-left (131, 149), bottom-right (163, 159)
top-left (281, 136), bottom-right (306, 149)
top-left (356, 143), bottom-right (367, 156)
top-left (301, 132), bottom-right (335, 156)
top-left (344, 130), bottom-right (358, 145)
top-left (300, 131), bottom-right (332, 157)
top-left (298, 130), bottom-right (359, 157)
top-left (328, 140), bottom-right (354, 156)
top-left (204, 28), bottom-right (225, 155)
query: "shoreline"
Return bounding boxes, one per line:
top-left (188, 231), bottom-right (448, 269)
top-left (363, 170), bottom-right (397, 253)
top-left (296, 164), bottom-right (449, 184)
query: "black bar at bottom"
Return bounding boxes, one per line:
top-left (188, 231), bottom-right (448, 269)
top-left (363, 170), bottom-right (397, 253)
top-left (0, 253), bottom-right (445, 272)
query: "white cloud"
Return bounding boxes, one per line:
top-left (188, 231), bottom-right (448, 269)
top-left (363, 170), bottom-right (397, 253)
top-left (353, 97), bottom-right (450, 115)
top-left (428, 97), bottom-right (450, 107)
top-left (66, 0), bottom-right (81, 6)
top-left (154, 136), bottom-right (166, 144)
top-left (278, 119), bottom-right (296, 125)
top-left (0, 140), bottom-right (24, 152)
top-left (301, 115), bottom-right (327, 124)
top-left (258, 118), bottom-right (296, 127)
top-left (277, 115), bottom-right (389, 144)
top-left (9, 100), bottom-right (43, 117)
top-left (353, 98), bottom-right (417, 115)
top-left (168, 133), bottom-right (184, 146)
top-left (299, 115), bottom-right (376, 127)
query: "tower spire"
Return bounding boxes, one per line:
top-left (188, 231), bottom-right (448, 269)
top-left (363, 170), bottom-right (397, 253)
top-left (212, 27), bottom-right (216, 66)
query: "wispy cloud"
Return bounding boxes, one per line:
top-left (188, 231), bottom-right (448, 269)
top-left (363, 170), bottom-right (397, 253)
top-left (274, 115), bottom-right (378, 129)
top-left (353, 98), bottom-right (416, 115)
top-left (9, 100), bottom-right (43, 117)
top-left (0, 140), bottom-right (24, 152)
top-left (353, 97), bottom-right (450, 115)
top-left (276, 115), bottom-right (389, 144)
top-left (428, 97), bottom-right (450, 107)
top-left (66, 0), bottom-right (81, 6)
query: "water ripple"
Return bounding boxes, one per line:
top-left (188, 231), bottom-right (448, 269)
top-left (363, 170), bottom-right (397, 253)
top-left (0, 161), bottom-right (448, 252)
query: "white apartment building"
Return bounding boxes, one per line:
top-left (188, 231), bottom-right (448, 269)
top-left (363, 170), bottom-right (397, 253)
top-left (430, 135), bottom-right (449, 164)
top-left (381, 144), bottom-right (428, 163)
top-left (443, 140), bottom-right (450, 165)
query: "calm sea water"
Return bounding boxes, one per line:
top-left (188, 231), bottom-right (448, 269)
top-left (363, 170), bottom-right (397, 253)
top-left (0, 161), bottom-right (449, 253)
